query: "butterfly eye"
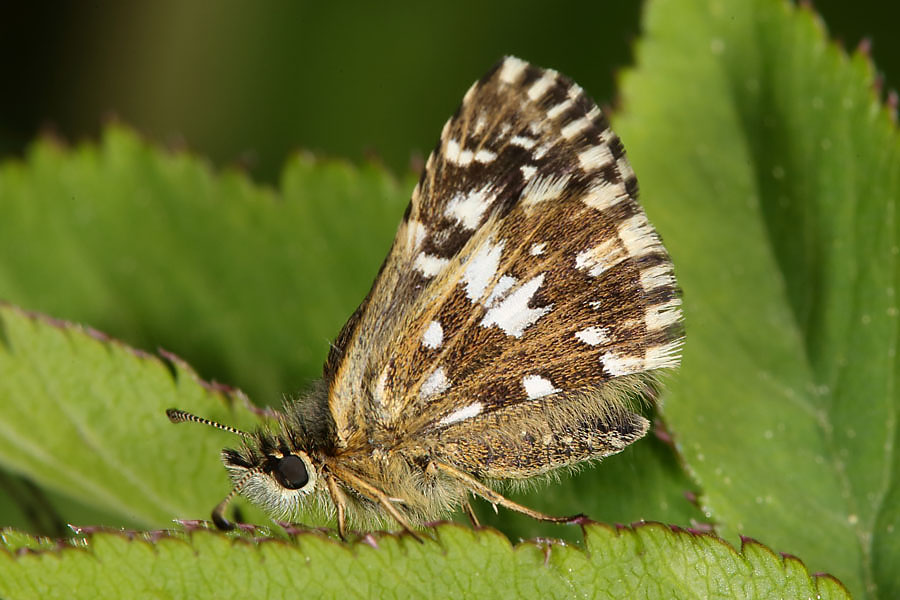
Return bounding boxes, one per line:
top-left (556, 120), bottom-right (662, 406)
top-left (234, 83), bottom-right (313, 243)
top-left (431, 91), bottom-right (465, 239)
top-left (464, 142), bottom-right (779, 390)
top-left (274, 454), bottom-right (309, 490)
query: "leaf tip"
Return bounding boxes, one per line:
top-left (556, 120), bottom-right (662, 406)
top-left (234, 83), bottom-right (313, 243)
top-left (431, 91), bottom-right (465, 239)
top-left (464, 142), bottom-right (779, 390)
top-left (856, 37), bottom-right (872, 57)
top-left (888, 89), bottom-right (899, 124)
top-left (779, 551), bottom-right (800, 562)
top-left (651, 418), bottom-right (675, 446)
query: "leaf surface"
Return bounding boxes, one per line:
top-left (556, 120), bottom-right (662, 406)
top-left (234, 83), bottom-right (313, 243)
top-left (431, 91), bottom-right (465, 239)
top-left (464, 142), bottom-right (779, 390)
top-left (0, 523), bottom-right (849, 600)
top-left (614, 1), bottom-right (900, 597)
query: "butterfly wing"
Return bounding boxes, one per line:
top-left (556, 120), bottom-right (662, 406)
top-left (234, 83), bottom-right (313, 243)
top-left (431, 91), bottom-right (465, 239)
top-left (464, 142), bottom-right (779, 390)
top-left (326, 57), bottom-right (682, 466)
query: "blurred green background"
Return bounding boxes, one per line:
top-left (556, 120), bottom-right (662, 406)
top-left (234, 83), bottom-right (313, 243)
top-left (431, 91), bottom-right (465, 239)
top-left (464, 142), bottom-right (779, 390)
top-left (1, 1), bottom-right (895, 183)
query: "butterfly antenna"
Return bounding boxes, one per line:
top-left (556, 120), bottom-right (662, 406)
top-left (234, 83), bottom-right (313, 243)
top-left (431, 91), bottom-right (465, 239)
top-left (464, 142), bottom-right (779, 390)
top-left (211, 469), bottom-right (258, 530)
top-left (166, 408), bottom-right (252, 438)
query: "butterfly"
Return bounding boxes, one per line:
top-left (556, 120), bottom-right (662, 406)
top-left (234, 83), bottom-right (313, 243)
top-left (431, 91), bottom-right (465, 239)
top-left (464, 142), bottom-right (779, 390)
top-left (168, 56), bottom-right (683, 540)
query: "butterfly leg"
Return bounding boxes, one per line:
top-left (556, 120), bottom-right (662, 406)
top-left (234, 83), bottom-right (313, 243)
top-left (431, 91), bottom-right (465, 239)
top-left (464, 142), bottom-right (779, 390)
top-left (324, 474), bottom-right (349, 540)
top-left (432, 461), bottom-right (583, 523)
top-left (463, 499), bottom-right (481, 527)
top-left (333, 466), bottom-right (424, 543)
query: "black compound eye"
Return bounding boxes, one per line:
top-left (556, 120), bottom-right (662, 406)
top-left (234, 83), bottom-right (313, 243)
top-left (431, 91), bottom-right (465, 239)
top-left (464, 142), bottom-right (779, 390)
top-left (274, 455), bottom-right (309, 490)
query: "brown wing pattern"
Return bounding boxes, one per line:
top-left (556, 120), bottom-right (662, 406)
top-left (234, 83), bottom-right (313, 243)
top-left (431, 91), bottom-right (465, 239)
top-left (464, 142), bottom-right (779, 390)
top-left (326, 57), bottom-right (682, 449)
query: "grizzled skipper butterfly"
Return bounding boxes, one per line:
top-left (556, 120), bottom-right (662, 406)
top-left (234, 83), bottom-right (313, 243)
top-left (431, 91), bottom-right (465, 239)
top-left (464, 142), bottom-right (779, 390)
top-left (168, 56), bottom-right (683, 540)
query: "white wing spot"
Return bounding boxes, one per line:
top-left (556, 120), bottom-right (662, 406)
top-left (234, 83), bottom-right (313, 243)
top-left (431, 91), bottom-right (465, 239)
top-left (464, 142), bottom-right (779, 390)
top-left (446, 138), bottom-right (474, 166)
top-left (474, 148), bottom-right (497, 163)
top-left (561, 117), bottom-right (591, 139)
top-left (617, 157), bottom-right (635, 180)
top-left (422, 320), bottom-right (444, 349)
top-left (499, 57), bottom-right (528, 84)
top-left (480, 273), bottom-right (553, 337)
top-left (463, 238), bottom-right (505, 302)
top-left (510, 135), bottom-right (536, 149)
top-left (421, 366), bottom-right (451, 398)
top-left (582, 181), bottom-right (627, 211)
top-left (575, 326), bottom-right (610, 346)
top-left (521, 174), bottom-right (571, 207)
top-left (578, 145), bottom-right (614, 171)
top-left (533, 143), bottom-right (552, 160)
top-left (646, 299), bottom-right (682, 330)
top-left (575, 239), bottom-right (627, 277)
top-left (522, 375), bottom-right (560, 399)
top-left (520, 165), bottom-right (537, 180)
top-left (601, 352), bottom-right (645, 376)
top-left (530, 242), bottom-right (546, 256)
top-left (485, 275), bottom-right (517, 307)
top-left (640, 264), bottom-right (676, 291)
top-left (439, 402), bottom-right (483, 426)
top-left (414, 252), bottom-right (449, 278)
top-left (547, 98), bottom-right (574, 119)
top-left (618, 213), bottom-right (665, 258)
top-left (567, 83), bottom-right (584, 99)
top-left (527, 70), bottom-right (558, 101)
top-left (445, 137), bottom-right (460, 160)
top-left (444, 184), bottom-right (496, 230)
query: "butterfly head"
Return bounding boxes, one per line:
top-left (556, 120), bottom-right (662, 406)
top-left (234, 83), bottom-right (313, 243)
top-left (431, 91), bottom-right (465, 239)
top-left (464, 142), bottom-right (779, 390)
top-left (166, 407), bottom-right (323, 530)
top-left (218, 429), bottom-right (321, 528)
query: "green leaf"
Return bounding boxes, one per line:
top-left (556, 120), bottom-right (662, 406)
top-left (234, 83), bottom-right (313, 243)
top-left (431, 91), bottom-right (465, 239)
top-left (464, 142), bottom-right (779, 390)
top-left (0, 469), bottom-right (125, 537)
top-left (0, 303), bottom-right (266, 529)
top-left (2, 0), bottom-right (892, 594)
top-left (0, 132), bottom-right (700, 537)
top-left (0, 523), bottom-right (850, 600)
top-left (0, 131), bottom-right (406, 404)
top-left (614, 0), bottom-right (900, 597)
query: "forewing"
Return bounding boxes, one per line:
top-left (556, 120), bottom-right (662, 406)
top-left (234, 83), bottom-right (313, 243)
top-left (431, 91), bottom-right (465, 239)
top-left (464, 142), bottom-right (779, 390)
top-left (326, 57), bottom-right (682, 448)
